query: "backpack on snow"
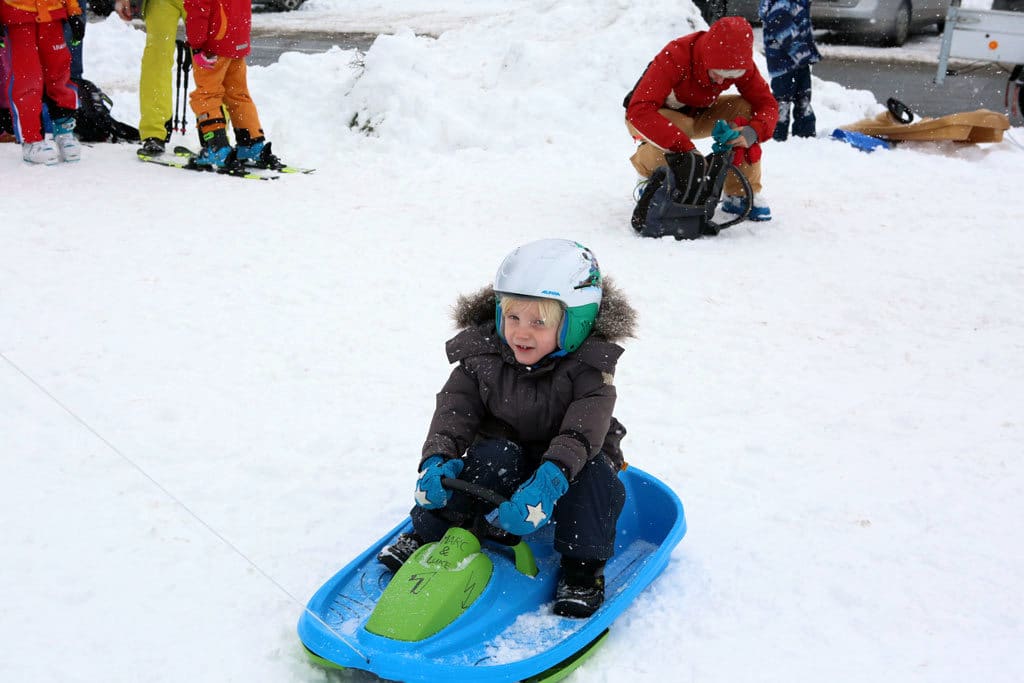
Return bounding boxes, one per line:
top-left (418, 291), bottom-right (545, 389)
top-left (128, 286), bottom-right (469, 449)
top-left (72, 78), bottom-right (140, 143)
top-left (631, 150), bottom-right (753, 240)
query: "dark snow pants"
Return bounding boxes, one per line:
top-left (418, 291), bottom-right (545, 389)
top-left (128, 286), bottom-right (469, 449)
top-left (771, 65), bottom-right (815, 139)
top-left (410, 438), bottom-right (626, 561)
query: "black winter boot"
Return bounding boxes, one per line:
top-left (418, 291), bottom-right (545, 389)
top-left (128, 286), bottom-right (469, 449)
top-left (139, 137), bottom-right (165, 156)
top-left (553, 558), bottom-right (606, 618)
top-left (792, 96), bottom-right (817, 138)
top-left (377, 533), bottom-right (423, 572)
top-left (773, 100), bottom-right (791, 142)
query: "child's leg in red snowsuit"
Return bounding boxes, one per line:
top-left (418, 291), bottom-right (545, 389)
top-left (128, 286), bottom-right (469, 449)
top-left (38, 20), bottom-right (78, 114)
top-left (4, 20), bottom-right (77, 144)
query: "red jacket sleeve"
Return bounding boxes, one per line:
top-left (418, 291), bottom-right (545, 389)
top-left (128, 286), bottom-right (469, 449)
top-left (183, 0), bottom-right (211, 52)
top-left (625, 46), bottom-right (697, 153)
top-left (735, 70), bottom-right (780, 143)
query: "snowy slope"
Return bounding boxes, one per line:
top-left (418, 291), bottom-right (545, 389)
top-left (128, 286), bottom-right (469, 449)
top-left (1, 1), bottom-right (1022, 682)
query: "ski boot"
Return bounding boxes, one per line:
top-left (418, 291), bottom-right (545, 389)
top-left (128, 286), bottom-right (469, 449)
top-left (234, 128), bottom-right (282, 169)
top-left (52, 117), bottom-right (81, 162)
top-left (553, 558), bottom-right (606, 618)
top-left (22, 138), bottom-right (60, 165)
top-left (193, 129), bottom-right (233, 169)
top-left (237, 140), bottom-right (284, 171)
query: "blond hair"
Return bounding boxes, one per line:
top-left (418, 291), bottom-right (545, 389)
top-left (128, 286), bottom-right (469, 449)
top-left (498, 294), bottom-right (564, 327)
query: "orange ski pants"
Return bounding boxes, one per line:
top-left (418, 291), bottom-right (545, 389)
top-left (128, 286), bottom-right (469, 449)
top-left (189, 55), bottom-right (263, 139)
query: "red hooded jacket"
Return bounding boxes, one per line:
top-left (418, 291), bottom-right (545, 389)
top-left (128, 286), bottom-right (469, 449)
top-left (184, 0), bottom-right (252, 59)
top-left (626, 17), bottom-right (778, 153)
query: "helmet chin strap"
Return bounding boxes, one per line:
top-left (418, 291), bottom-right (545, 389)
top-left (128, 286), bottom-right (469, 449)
top-left (553, 318), bottom-right (570, 356)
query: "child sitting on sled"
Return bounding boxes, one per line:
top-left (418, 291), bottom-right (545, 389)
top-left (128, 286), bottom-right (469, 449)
top-left (378, 238), bottom-right (637, 618)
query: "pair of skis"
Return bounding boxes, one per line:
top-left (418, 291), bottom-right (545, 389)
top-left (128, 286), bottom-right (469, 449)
top-left (138, 146), bottom-right (314, 180)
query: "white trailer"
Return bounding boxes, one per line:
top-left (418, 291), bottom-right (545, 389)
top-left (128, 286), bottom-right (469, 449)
top-left (935, 0), bottom-right (1024, 84)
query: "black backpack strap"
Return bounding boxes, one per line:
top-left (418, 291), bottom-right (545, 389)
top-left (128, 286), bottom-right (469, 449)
top-left (703, 154), bottom-right (754, 234)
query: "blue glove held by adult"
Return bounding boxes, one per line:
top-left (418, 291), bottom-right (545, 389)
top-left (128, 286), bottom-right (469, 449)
top-left (497, 461), bottom-right (569, 536)
top-left (711, 118), bottom-right (740, 153)
top-left (414, 455), bottom-right (464, 509)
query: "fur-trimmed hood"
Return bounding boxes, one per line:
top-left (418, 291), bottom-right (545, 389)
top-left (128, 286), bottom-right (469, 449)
top-left (450, 276), bottom-right (637, 343)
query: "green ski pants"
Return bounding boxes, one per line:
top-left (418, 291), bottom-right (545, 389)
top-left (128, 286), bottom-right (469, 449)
top-left (138, 0), bottom-right (185, 141)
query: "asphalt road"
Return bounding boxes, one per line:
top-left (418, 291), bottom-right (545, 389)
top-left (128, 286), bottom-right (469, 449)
top-left (813, 57), bottom-right (1014, 118)
top-left (249, 31), bottom-right (377, 65)
top-left (247, 30), bottom-right (1017, 120)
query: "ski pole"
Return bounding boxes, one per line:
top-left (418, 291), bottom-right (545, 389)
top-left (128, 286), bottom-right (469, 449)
top-left (181, 46), bottom-right (192, 136)
top-left (173, 39), bottom-right (184, 133)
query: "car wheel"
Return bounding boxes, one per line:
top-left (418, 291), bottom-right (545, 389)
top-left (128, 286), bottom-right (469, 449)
top-left (882, 1), bottom-right (911, 47)
top-left (270, 0), bottom-right (305, 10)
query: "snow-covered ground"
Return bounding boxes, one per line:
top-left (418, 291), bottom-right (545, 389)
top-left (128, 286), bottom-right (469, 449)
top-left (2, 1), bottom-right (1022, 682)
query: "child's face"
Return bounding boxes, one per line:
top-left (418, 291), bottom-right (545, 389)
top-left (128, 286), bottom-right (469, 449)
top-left (708, 68), bottom-right (745, 84)
top-left (502, 301), bottom-right (560, 366)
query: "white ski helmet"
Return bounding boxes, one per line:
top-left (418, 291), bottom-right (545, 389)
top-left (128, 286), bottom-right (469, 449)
top-left (493, 238), bottom-right (603, 353)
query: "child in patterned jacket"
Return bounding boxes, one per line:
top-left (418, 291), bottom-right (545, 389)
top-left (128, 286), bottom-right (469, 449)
top-left (759, 0), bottom-right (822, 140)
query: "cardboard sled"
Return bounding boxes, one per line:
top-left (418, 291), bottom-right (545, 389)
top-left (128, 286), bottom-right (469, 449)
top-left (840, 108), bottom-right (1010, 143)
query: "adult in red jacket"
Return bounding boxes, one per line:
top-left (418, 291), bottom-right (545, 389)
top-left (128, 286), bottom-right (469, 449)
top-left (625, 17), bottom-right (778, 220)
top-left (185, 0), bottom-right (272, 167)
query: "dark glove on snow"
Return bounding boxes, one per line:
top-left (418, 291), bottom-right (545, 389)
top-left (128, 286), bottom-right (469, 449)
top-left (67, 15), bottom-right (86, 46)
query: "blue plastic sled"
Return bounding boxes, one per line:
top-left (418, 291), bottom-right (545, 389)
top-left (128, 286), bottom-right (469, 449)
top-left (831, 128), bottom-right (892, 152)
top-left (297, 466), bottom-right (687, 682)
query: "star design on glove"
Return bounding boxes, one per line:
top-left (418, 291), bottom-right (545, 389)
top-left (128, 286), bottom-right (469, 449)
top-left (525, 502), bottom-right (548, 528)
top-left (415, 487), bottom-right (432, 507)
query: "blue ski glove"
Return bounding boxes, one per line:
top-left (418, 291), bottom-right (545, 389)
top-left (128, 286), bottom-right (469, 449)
top-left (711, 118), bottom-right (740, 153)
top-left (497, 461), bottom-right (569, 536)
top-left (414, 455), bottom-right (464, 510)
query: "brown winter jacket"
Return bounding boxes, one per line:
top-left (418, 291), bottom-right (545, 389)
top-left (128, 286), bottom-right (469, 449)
top-left (421, 279), bottom-right (637, 481)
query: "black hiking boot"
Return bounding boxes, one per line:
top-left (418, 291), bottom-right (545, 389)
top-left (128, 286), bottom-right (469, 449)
top-left (553, 558), bottom-right (606, 618)
top-left (377, 532), bottom-right (423, 572)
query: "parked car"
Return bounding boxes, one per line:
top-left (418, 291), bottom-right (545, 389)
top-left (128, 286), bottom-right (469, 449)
top-left (724, 0), bottom-right (762, 24)
top-left (89, 0), bottom-right (305, 16)
top-left (692, 0), bottom-right (762, 25)
top-left (810, 0), bottom-right (950, 47)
